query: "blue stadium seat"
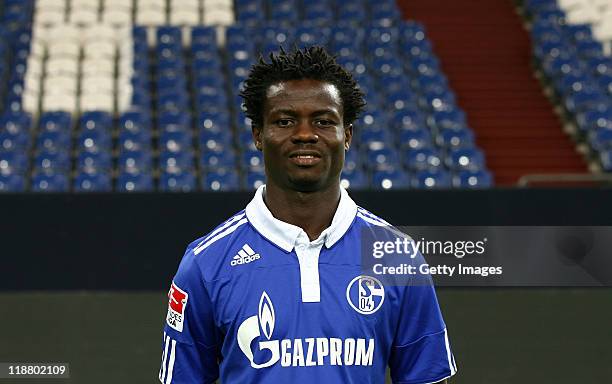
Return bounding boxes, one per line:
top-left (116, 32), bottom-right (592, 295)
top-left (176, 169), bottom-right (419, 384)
top-left (191, 26), bottom-right (217, 46)
top-left (118, 130), bottom-right (152, 152)
top-left (0, 150), bottom-right (28, 172)
top-left (159, 131), bottom-right (193, 153)
top-left (80, 111), bottom-right (113, 132)
top-left (428, 110), bottom-right (467, 131)
top-left (452, 170), bottom-right (493, 188)
top-left (0, 174), bottom-right (25, 191)
top-left (200, 149), bottom-right (237, 169)
top-left (0, 112), bottom-right (31, 134)
top-left (116, 172), bottom-right (154, 192)
top-left (399, 129), bottom-right (433, 150)
top-left (73, 173), bottom-right (112, 192)
top-left (402, 147), bottom-right (442, 171)
top-left (33, 150), bottom-right (70, 172)
top-left (436, 128), bottom-right (475, 149)
top-left (445, 147), bottom-right (486, 171)
top-left (158, 111), bottom-right (190, 133)
top-left (242, 149), bottom-right (264, 169)
top-left (393, 110), bottom-right (428, 131)
top-left (340, 169), bottom-right (369, 190)
top-left (202, 168), bottom-right (240, 191)
top-left (245, 168), bottom-right (265, 189)
top-left (412, 169), bottom-right (451, 189)
top-left (77, 130), bottom-right (112, 153)
top-left (576, 109), bottom-right (612, 132)
top-left (599, 150), bottom-right (612, 172)
top-left (36, 131), bottom-right (71, 152)
top-left (160, 171), bottom-right (197, 192)
top-left (31, 172), bottom-right (69, 192)
top-left (160, 151), bottom-right (194, 172)
top-left (39, 111), bottom-right (72, 133)
top-left (366, 148), bottom-right (400, 170)
top-left (118, 150), bottom-right (153, 172)
top-left (77, 151), bottom-right (112, 172)
top-left (157, 26), bottom-right (182, 46)
top-left (588, 128), bottom-right (612, 151)
top-left (372, 168), bottom-right (410, 190)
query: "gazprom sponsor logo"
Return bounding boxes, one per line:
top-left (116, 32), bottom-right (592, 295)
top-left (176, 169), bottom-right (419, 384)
top-left (237, 292), bottom-right (375, 369)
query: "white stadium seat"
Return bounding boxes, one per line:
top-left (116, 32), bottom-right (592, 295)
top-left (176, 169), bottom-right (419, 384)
top-left (29, 39), bottom-right (46, 58)
top-left (136, 8), bottom-right (166, 26)
top-left (49, 24), bottom-right (80, 43)
top-left (202, 8), bottom-right (233, 25)
top-left (47, 40), bottom-right (80, 59)
top-left (71, 0), bottom-right (100, 9)
top-left (22, 90), bottom-right (40, 114)
top-left (170, 9), bottom-right (200, 26)
top-left (138, 0), bottom-right (167, 9)
top-left (565, 6), bottom-right (600, 24)
top-left (102, 8), bottom-right (132, 27)
top-left (558, 0), bottom-right (589, 12)
top-left (104, 0), bottom-right (134, 10)
top-left (46, 57), bottom-right (80, 77)
top-left (81, 58), bottom-right (116, 78)
top-left (34, 8), bottom-right (66, 28)
top-left (83, 40), bottom-right (117, 60)
top-left (171, 0), bottom-right (200, 8)
top-left (44, 76), bottom-right (78, 94)
top-left (83, 23), bottom-right (117, 43)
top-left (202, 0), bottom-right (232, 9)
top-left (69, 8), bottom-right (99, 27)
top-left (43, 93), bottom-right (77, 112)
top-left (26, 57), bottom-right (44, 77)
top-left (80, 93), bottom-right (115, 112)
top-left (116, 91), bottom-right (132, 113)
top-left (24, 72), bottom-right (42, 95)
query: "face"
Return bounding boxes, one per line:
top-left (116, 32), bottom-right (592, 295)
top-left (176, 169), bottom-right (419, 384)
top-left (253, 79), bottom-right (352, 192)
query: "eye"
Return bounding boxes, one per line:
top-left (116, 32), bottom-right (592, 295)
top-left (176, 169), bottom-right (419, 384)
top-left (276, 119), bottom-right (294, 127)
top-left (315, 119), bottom-right (336, 127)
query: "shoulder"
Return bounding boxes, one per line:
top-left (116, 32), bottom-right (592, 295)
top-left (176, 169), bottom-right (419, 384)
top-left (352, 205), bottom-right (412, 242)
top-left (178, 210), bottom-right (253, 282)
top-left (354, 206), bottom-right (392, 227)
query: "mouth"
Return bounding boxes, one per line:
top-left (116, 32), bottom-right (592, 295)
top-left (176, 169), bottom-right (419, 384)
top-left (288, 151), bottom-right (322, 167)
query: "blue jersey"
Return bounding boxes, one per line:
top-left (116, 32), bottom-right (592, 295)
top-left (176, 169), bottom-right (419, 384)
top-left (159, 186), bottom-right (457, 383)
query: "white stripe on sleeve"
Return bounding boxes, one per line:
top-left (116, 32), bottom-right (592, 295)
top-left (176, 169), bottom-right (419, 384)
top-left (159, 334), bottom-right (170, 383)
top-left (443, 328), bottom-right (457, 375)
top-left (165, 339), bottom-right (177, 384)
top-left (194, 218), bottom-right (248, 255)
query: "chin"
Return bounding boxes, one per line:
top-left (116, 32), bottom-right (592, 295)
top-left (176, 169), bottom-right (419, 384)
top-left (286, 175), bottom-right (328, 192)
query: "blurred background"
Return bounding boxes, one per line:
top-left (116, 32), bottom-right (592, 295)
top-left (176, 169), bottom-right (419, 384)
top-left (0, 0), bottom-right (611, 382)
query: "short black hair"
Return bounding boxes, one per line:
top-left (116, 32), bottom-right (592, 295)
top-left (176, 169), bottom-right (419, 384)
top-left (240, 46), bottom-right (366, 128)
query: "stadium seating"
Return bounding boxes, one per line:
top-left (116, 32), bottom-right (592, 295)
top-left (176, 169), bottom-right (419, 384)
top-left (0, 0), bottom-right (493, 192)
top-left (526, 0), bottom-right (612, 174)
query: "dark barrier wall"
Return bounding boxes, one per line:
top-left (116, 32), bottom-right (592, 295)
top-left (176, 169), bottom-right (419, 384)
top-left (1, 188), bottom-right (611, 290)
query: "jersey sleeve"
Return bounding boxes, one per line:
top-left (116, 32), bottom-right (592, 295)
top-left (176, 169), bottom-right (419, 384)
top-left (158, 246), bottom-right (221, 384)
top-left (389, 261), bottom-right (457, 384)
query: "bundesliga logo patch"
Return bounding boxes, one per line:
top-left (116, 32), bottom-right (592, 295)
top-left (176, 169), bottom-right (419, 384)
top-left (167, 281), bottom-right (188, 332)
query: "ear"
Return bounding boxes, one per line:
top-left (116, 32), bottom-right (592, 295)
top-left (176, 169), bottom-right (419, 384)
top-left (252, 123), bottom-right (263, 151)
top-left (344, 124), bottom-right (353, 151)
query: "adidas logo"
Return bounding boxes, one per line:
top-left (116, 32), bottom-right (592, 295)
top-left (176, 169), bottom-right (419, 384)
top-left (231, 243), bottom-right (261, 266)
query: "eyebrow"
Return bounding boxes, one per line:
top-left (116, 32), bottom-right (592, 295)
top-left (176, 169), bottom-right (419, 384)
top-left (268, 108), bottom-right (340, 117)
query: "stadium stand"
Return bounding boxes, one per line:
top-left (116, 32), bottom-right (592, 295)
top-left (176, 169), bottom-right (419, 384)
top-left (524, 0), bottom-right (611, 174)
top-left (0, 0), bottom-right (493, 192)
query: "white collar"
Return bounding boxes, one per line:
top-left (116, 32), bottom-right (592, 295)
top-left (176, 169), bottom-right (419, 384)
top-left (245, 184), bottom-right (358, 252)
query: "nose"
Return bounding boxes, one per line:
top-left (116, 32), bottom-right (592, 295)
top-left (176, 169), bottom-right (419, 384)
top-left (291, 120), bottom-right (319, 144)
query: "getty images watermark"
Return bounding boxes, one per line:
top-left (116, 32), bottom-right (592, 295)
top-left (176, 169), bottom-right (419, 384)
top-left (361, 226), bottom-right (612, 287)
top-left (370, 235), bottom-right (502, 278)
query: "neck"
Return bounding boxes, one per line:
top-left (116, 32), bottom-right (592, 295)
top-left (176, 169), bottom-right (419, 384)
top-left (263, 182), bottom-right (341, 241)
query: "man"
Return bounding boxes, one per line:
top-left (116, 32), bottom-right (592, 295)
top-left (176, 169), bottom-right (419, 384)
top-left (159, 46), bottom-right (457, 383)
